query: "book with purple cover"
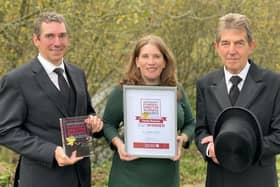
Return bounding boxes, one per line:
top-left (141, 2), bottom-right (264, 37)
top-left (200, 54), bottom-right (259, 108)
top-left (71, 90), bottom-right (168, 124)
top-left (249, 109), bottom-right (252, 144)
top-left (59, 115), bottom-right (93, 157)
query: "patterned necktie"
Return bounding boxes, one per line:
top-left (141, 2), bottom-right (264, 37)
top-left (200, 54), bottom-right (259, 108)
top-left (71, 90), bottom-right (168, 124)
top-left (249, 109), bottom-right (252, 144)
top-left (229, 76), bottom-right (242, 105)
top-left (53, 68), bottom-right (70, 100)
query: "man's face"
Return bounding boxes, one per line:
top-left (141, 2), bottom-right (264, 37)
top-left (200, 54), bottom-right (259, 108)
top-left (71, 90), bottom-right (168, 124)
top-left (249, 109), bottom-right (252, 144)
top-left (33, 21), bottom-right (68, 66)
top-left (214, 29), bottom-right (255, 74)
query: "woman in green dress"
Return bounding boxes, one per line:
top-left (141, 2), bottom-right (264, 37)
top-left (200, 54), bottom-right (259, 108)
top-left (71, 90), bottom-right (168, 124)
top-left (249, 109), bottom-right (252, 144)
top-left (103, 35), bottom-right (195, 187)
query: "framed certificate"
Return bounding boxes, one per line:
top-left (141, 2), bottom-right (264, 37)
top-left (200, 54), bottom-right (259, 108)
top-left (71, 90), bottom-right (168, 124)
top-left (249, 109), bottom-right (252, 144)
top-left (123, 85), bottom-right (177, 158)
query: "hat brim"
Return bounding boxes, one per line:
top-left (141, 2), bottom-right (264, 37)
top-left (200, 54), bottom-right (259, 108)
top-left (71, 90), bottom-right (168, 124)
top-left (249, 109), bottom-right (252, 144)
top-left (214, 107), bottom-right (263, 172)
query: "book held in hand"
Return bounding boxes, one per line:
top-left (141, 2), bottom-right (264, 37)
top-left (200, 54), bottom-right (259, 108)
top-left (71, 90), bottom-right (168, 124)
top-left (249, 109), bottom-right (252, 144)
top-left (59, 115), bottom-right (93, 157)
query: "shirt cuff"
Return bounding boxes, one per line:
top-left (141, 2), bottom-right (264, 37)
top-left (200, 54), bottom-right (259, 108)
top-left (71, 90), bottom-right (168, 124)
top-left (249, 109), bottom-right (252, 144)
top-left (206, 143), bottom-right (211, 157)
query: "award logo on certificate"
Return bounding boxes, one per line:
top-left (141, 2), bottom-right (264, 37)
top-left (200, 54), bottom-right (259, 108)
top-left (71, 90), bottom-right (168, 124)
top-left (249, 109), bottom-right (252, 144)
top-left (59, 115), bottom-right (93, 157)
top-left (123, 85), bottom-right (177, 158)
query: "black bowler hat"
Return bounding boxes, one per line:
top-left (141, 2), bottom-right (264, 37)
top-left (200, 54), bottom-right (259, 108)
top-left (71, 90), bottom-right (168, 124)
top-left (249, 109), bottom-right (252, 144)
top-left (214, 107), bottom-right (263, 173)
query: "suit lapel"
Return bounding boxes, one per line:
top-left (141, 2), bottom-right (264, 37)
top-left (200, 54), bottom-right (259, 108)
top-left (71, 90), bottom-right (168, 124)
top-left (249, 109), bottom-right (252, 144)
top-left (236, 61), bottom-right (265, 107)
top-left (210, 69), bottom-right (232, 109)
top-left (31, 59), bottom-right (68, 116)
top-left (210, 61), bottom-right (265, 109)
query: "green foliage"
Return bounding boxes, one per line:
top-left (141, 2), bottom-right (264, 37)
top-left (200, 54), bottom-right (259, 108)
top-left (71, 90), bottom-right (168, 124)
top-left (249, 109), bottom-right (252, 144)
top-left (180, 144), bottom-right (207, 185)
top-left (0, 0), bottom-right (279, 98)
top-left (0, 0), bottom-right (280, 186)
top-left (91, 160), bottom-right (110, 187)
top-left (0, 160), bottom-right (14, 186)
top-left (0, 174), bottom-right (10, 186)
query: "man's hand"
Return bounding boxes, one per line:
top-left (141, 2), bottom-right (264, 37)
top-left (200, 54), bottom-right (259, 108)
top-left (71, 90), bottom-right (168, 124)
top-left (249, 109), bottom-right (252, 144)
top-left (201, 135), bottom-right (219, 164)
top-left (85, 115), bottom-right (103, 133)
top-left (54, 146), bottom-right (83, 167)
top-left (201, 135), bottom-right (213, 144)
top-left (208, 142), bottom-right (219, 164)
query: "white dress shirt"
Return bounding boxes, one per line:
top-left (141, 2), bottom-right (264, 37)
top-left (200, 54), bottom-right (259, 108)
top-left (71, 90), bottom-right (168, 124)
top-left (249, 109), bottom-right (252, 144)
top-left (38, 54), bottom-right (70, 90)
top-left (224, 62), bottom-right (250, 93)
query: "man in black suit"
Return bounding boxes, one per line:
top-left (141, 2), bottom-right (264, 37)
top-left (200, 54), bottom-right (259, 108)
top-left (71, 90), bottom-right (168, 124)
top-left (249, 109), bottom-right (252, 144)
top-left (195, 13), bottom-right (280, 187)
top-left (0, 12), bottom-right (103, 187)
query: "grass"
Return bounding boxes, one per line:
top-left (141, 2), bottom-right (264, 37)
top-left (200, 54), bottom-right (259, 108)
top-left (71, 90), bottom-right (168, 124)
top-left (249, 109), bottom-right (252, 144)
top-left (0, 161), bottom-right (13, 186)
top-left (3, 144), bottom-right (280, 187)
top-left (0, 145), bottom-right (205, 187)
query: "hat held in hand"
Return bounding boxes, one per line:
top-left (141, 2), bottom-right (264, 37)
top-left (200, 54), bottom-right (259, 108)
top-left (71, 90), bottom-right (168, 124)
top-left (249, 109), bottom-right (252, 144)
top-left (214, 107), bottom-right (263, 173)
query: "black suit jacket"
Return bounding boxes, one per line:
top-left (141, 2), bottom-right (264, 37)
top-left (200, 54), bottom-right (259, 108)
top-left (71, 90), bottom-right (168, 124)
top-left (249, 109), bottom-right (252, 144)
top-left (0, 58), bottom-right (100, 187)
top-left (195, 60), bottom-right (280, 187)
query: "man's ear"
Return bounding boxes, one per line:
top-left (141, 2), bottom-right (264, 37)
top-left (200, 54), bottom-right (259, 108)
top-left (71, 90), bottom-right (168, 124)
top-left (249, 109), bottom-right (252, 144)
top-left (249, 41), bottom-right (255, 55)
top-left (33, 34), bottom-right (39, 47)
top-left (213, 41), bottom-right (218, 50)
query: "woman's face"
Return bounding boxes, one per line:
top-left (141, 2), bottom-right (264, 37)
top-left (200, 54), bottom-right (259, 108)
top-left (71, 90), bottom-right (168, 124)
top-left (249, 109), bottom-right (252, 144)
top-left (136, 44), bottom-right (166, 85)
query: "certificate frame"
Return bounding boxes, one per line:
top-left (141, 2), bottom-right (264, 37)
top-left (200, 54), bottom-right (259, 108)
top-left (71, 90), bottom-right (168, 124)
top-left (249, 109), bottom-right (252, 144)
top-left (123, 85), bottom-right (177, 158)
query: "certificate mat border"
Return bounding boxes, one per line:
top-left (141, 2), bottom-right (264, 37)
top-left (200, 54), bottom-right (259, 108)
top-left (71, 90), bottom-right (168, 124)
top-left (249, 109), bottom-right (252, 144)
top-left (123, 85), bottom-right (177, 158)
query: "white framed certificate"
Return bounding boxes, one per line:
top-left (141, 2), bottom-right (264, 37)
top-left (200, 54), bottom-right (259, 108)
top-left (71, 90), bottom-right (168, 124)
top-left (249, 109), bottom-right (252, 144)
top-left (123, 85), bottom-right (177, 158)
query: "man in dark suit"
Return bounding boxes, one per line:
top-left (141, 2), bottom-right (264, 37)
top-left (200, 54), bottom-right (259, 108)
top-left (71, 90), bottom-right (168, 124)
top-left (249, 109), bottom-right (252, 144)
top-left (0, 12), bottom-right (103, 187)
top-left (195, 13), bottom-right (280, 187)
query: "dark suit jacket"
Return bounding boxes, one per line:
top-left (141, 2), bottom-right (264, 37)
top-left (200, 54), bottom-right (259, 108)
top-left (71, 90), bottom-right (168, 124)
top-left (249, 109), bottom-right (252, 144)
top-left (195, 60), bottom-right (280, 187)
top-left (0, 58), bottom-right (101, 187)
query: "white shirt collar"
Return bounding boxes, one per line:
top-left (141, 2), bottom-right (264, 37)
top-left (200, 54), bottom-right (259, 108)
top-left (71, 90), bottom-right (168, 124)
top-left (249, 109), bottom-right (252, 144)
top-left (38, 53), bottom-right (65, 75)
top-left (224, 61), bottom-right (250, 92)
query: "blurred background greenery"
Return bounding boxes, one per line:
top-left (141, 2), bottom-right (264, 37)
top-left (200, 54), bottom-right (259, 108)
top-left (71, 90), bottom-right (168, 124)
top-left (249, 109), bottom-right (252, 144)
top-left (0, 0), bottom-right (279, 186)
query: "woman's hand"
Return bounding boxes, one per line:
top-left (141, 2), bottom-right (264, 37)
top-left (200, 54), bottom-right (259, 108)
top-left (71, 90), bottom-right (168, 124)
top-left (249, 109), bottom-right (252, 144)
top-left (112, 137), bottom-right (138, 161)
top-left (171, 133), bottom-right (189, 161)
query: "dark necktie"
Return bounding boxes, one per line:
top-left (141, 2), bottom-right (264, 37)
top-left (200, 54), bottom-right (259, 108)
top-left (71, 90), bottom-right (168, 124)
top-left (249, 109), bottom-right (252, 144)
top-left (53, 68), bottom-right (70, 100)
top-left (229, 76), bottom-right (242, 105)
